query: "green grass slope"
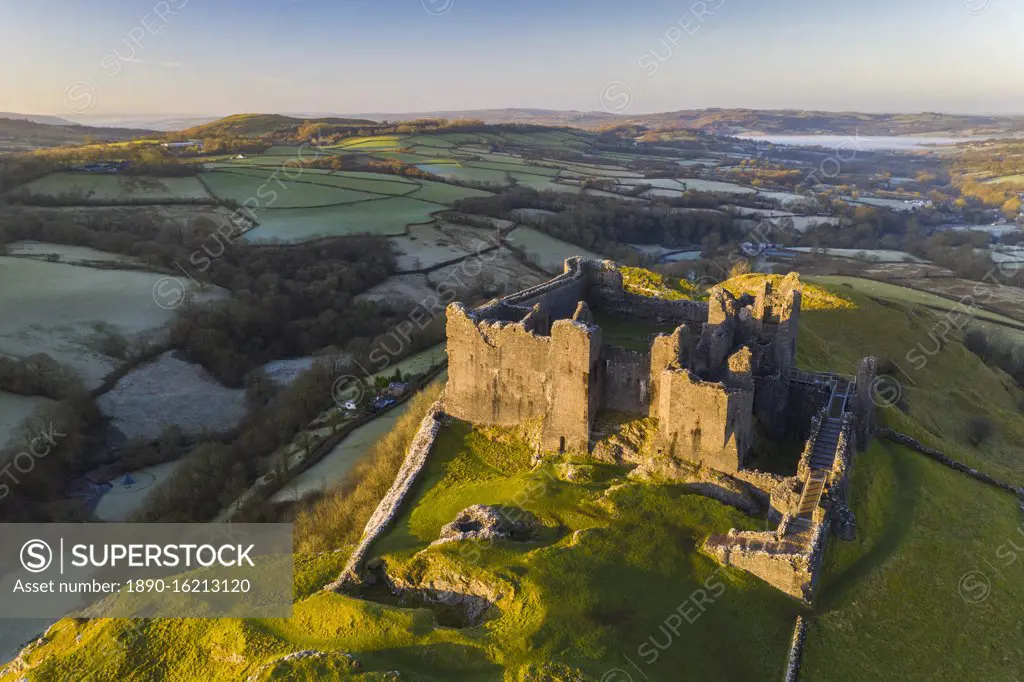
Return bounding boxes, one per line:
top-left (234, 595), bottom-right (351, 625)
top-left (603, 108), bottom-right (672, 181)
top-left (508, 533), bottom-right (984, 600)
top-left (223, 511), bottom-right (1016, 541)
top-left (365, 421), bottom-right (800, 680)
top-left (797, 280), bottom-right (1024, 486)
top-left (8, 278), bottom-right (1024, 681)
top-left (794, 281), bottom-right (1024, 681)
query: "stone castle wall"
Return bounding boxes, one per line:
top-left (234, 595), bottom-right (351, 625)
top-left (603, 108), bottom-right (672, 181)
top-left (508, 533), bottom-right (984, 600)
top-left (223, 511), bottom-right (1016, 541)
top-left (652, 367), bottom-right (754, 473)
top-left (540, 318), bottom-right (603, 452)
top-left (446, 303), bottom-right (553, 427)
top-left (582, 258), bottom-right (709, 325)
top-left (600, 346), bottom-right (650, 415)
top-left (446, 258), bottom-right (803, 471)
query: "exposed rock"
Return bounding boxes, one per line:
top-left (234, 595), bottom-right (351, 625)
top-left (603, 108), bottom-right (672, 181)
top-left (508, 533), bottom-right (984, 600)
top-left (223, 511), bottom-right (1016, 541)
top-left (832, 502), bottom-right (857, 541)
top-left (433, 504), bottom-right (535, 545)
top-left (245, 650), bottom-right (359, 682)
top-left (388, 569), bottom-right (506, 627)
top-left (630, 459), bottom-right (764, 515)
top-left (590, 416), bottom-right (656, 465)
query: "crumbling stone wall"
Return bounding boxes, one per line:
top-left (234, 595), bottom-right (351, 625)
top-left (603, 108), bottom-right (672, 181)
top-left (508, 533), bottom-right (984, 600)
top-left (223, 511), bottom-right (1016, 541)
top-left (754, 376), bottom-right (829, 442)
top-left (854, 356), bottom-right (877, 451)
top-left (502, 256), bottom-right (587, 319)
top-left (541, 319), bottom-right (602, 452)
top-left (600, 346), bottom-right (650, 416)
top-left (445, 303), bottom-right (552, 426)
top-left (583, 258), bottom-right (708, 326)
top-left (652, 367), bottom-right (753, 473)
top-left (736, 273), bottom-right (802, 372)
top-left (703, 522), bottom-right (820, 601)
top-left (446, 257), bottom-right (805, 473)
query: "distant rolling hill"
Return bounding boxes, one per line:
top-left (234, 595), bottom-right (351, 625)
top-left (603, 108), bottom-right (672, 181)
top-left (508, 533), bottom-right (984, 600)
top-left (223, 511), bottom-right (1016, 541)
top-left (341, 108), bottom-right (1024, 137)
top-left (66, 115), bottom-right (222, 132)
top-left (0, 112), bottom-right (75, 126)
top-left (610, 109), bottom-right (1024, 137)
top-left (0, 118), bottom-right (154, 153)
top-left (178, 113), bottom-right (380, 138)
top-left (350, 108), bottom-right (620, 128)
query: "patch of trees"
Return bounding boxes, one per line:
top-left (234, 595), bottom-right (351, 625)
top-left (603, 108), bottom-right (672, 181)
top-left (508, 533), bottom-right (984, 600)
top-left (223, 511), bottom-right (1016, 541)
top-left (0, 354), bottom-right (84, 401)
top-left (0, 207), bottom-right (413, 386)
top-left (0, 154), bottom-right (59, 191)
top-left (454, 187), bottom-right (737, 258)
top-left (0, 361), bottom-right (103, 522)
top-left (161, 236), bottom-right (403, 385)
top-left (790, 206), bottom-right (1009, 280)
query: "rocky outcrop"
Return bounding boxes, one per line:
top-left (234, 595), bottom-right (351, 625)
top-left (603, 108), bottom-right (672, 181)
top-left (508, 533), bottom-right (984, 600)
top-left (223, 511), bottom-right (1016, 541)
top-left (432, 504), bottom-right (535, 546)
top-left (630, 460), bottom-right (764, 515)
top-left (245, 650), bottom-right (360, 682)
top-left (386, 571), bottom-right (504, 626)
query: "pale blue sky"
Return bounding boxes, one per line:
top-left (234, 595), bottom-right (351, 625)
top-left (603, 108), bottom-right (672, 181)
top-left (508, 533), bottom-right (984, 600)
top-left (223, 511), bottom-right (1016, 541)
top-left (0, 0), bottom-right (1020, 117)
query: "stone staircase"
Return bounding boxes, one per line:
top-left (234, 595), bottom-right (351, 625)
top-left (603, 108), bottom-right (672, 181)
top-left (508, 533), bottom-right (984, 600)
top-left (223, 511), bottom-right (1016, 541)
top-left (795, 470), bottom-right (827, 519)
top-left (809, 417), bottom-right (843, 470)
top-left (793, 384), bottom-right (850, 524)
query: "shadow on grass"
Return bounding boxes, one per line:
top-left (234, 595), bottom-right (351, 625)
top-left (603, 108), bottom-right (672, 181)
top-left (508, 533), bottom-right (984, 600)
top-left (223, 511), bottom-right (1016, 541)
top-left (815, 442), bottom-right (921, 613)
top-left (356, 642), bottom-right (503, 682)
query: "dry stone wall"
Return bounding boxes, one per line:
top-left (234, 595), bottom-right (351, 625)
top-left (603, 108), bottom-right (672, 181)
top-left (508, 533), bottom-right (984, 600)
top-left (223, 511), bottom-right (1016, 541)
top-left (784, 616), bottom-right (809, 682)
top-left (331, 398), bottom-right (446, 589)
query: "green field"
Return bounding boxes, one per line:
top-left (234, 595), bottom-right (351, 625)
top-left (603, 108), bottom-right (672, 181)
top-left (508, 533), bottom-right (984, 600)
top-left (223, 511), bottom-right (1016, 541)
top-left (373, 151), bottom-right (465, 165)
top-left (200, 170), bottom-right (381, 208)
top-left (405, 181), bottom-right (493, 204)
top-left (329, 135), bottom-right (408, 151)
top-left (460, 160), bottom-right (562, 177)
top-left (204, 163), bottom-right (490, 207)
top-left (242, 197), bottom-right (442, 242)
top-left (18, 173), bottom-right (211, 203)
top-left (261, 145), bottom-right (336, 157)
top-left (212, 166), bottom-right (420, 196)
top-left (803, 439), bottom-right (1024, 681)
top-left (547, 161), bottom-right (642, 179)
top-left (810, 276), bottom-right (1024, 329)
top-left (793, 283), bottom-right (1024, 680)
top-left (205, 154), bottom-right (324, 167)
top-left (504, 226), bottom-right (599, 272)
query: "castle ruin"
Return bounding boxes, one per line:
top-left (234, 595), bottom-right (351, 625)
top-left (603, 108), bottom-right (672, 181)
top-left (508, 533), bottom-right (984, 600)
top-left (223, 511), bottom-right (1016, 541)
top-left (446, 257), bottom-right (804, 473)
top-left (445, 257), bottom-right (877, 602)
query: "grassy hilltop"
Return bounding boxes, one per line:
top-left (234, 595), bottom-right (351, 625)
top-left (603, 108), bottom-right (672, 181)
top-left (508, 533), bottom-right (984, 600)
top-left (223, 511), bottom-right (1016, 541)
top-left (6, 275), bottom-right (1024, 681)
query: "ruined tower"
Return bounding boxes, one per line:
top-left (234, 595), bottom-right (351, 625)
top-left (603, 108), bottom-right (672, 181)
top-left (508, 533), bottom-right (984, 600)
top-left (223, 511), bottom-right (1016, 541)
top-left (444, 258), bottom-right (805, 472)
